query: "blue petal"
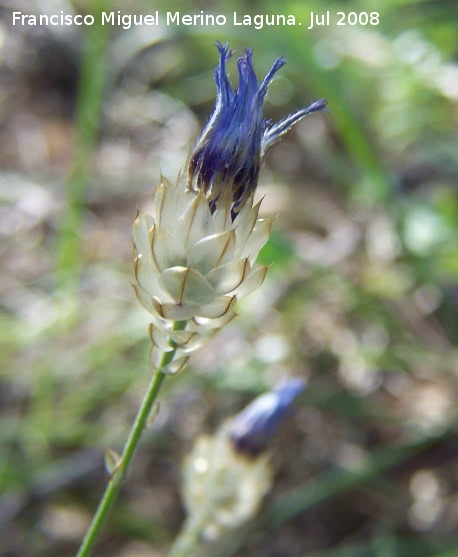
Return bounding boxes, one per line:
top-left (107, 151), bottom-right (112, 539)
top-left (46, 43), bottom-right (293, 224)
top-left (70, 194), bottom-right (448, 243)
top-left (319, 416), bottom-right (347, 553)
top-left (257, 56), bottom-right (286, 104)
top-left (262, 98), bottom-right (328, 152)
top-left (188, 43), bottom-right (327, 216)
top-left (229, 378), bottom-right (306, 456)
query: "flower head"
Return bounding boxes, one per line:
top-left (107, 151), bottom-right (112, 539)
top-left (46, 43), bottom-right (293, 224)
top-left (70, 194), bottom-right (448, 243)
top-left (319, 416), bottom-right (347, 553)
top-left (133, 43), bottom-right (326, 373)
top-left (188, 41), bottom-right (327, 215)
top-left (182, 378), bottom-right (306, 539)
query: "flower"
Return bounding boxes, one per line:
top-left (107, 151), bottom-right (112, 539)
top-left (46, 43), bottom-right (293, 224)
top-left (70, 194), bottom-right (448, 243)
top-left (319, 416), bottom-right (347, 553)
top-left (229, 378), bottom-right (306, 456)
top-left (188, 41), bottom-right (327, 216)
top-left (133, 43), bottom-right (326, 373)
top-left (182, 378), bottom-right (305, 539)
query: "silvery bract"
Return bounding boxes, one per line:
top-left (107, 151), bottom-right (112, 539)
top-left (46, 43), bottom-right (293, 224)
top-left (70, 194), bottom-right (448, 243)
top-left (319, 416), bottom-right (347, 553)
top-left (133, 180), bottom-right (272, 373)
top-left (133, 43), bottom-right (326, 373)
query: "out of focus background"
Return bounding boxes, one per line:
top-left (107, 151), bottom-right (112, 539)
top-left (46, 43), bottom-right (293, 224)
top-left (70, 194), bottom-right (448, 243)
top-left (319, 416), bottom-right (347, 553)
top-left (1, 0), bottom-right (458, 556)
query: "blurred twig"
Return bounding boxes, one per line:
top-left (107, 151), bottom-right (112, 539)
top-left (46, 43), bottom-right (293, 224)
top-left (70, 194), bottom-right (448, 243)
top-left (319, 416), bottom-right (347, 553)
top-left (56, 0), bottom-right (111, 288)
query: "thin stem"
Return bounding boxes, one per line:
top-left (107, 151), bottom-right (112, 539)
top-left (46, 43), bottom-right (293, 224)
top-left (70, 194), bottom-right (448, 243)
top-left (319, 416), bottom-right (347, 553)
top-left (168, 516), bottom-right (207, 557)
top-left (75, 363), bottom-right (168, 557)
top-left (57, 0), bottom-right (111, 288)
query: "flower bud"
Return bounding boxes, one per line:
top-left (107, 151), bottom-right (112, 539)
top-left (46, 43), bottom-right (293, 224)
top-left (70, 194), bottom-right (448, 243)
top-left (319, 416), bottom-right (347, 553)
top-left (182, 421), bottom-right (272, 541)
top-left (182, 379), bottom-right (305, 539)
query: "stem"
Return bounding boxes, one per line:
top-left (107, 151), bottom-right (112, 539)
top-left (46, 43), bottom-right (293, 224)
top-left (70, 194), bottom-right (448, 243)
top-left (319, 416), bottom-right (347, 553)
top-left (57, 0), bottom-right (111, 288)
top-left (168, 516), bottom-right (207, 557)
top-left (75, 364), bottom-right (168, 557)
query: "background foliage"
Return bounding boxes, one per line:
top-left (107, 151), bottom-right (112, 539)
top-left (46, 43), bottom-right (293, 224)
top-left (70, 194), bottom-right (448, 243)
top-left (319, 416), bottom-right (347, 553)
top-left (1, 0), bottom-right (457, 556)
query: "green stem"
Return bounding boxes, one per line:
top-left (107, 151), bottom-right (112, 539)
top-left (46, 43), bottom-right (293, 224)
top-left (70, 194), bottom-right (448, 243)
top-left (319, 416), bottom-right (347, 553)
top-left (75, 364), bottom-right (168, 557)
top-left (57, 0), bottom-right (111, 288)
top-left (168, 516), bottom-right (207, 557)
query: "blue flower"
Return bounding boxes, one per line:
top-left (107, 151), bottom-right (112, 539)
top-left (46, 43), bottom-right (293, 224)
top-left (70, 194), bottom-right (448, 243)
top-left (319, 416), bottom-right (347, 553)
top-left (229, 378), bottom-right (306, 456)
top-left (188, 42), bottom-right (327, 216)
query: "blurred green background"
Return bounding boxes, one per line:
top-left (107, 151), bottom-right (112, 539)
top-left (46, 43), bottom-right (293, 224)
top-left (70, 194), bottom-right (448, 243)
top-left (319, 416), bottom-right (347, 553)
top-left (1, 0), bottom-right (458, 556)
